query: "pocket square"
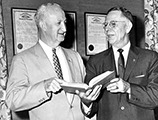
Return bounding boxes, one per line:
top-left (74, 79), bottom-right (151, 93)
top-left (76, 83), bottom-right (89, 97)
top-left (135, 74), bottom-right (145, 78)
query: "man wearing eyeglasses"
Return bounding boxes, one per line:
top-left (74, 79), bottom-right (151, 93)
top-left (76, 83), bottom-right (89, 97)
top-left (77, 7), bottom-right (158, 120)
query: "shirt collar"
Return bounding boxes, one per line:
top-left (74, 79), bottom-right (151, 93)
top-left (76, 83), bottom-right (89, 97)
top-left (112, 41), bottom-right (131, 66)
top-left (39, 39), bottom-right (61, 54)
top-left (112, 41), bottom-right (131, 55)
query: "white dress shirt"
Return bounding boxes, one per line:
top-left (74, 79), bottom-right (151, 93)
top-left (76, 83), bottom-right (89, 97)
top-left (112, 41), bottom-right (131, 95)
top-left (112, 41), bottom-right (131, 73)
top-left (39, 39), bottom-right (73, 104)
top-left (39, 39), bottom-right (72, 82)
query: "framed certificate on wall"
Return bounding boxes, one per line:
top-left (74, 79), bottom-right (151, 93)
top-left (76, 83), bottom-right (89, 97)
top-left (85, 12), bottom-right (108, 55)
top-left (11, 8), bottom-right (37, 54)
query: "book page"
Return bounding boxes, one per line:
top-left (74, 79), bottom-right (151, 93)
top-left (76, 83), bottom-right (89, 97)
top-left (60, 71), bottom-right (115, 93)
top-left (61, 82), bottom-right (89, 93)
top-left (61, 82), bottom-right (88, 89)
top-left (89, 71), bottom-right (115, 87)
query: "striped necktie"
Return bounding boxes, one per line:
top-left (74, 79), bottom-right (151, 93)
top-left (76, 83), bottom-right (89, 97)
top-left (52, 49), bottom-right (63, 79)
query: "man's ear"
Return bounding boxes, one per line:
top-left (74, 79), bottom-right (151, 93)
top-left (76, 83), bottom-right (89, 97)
top-left (39, 21), bottom-right (46, 31)
top-left (126, 20), bottom-right (133, 34)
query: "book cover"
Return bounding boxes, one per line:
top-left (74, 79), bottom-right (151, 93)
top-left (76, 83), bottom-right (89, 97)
top-left (61, 82), bottom-right (88, 94)
top-left (61, 70), bottom-right (115, 94)
top-left (89, 71), bottom-right (115, 89)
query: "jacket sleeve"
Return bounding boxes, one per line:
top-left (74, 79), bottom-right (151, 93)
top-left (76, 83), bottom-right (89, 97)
top-left (6, 55), bottom-right (50, 111)
top-left (128, 51), bottom-right (158, 109)
top-left (81, 56), bottom-right (100, 118)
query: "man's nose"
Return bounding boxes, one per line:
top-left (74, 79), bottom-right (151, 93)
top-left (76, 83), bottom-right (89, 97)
top-left (61, 22), bottom-right (66, 32)
top-left (104, 26), bottom-right (110, 33)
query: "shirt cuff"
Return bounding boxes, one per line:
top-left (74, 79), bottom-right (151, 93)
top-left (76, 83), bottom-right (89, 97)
top-left (82, 102), bottom-right (92, 115)
top-left (127, 87), bottom-right (131, 99)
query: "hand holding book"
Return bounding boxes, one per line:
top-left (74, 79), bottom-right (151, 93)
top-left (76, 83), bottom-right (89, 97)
top-left (61, 71), bottom-right (115, 94)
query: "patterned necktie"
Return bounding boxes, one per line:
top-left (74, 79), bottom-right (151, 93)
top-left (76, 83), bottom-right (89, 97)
top-left (52, 49), bottom-right (63, 79)
top-left (117, 48), bottom-right (125, 79)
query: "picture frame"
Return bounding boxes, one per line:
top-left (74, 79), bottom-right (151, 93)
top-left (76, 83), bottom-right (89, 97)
top-left (11, 8), bottom-right (37, 54)
top-left (84, 12), bottom-right (108, 55)
top-left (60, 11), bottom-right (77, 51)
top-left (11, 8), bottom-right (77, 54)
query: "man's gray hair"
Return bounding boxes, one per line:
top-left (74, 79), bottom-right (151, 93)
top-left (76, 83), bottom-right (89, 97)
top-left (34, 3), bottom-right (63, 27)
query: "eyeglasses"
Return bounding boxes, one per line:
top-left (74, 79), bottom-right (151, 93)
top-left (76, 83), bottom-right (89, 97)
top-left (103, 20), bottom-right (125, 29)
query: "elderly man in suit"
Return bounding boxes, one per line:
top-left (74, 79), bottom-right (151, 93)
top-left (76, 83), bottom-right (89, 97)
top-left (6, 3), bottom-right (86, 120)
top-left (77, 7), bottom-right (158, 120)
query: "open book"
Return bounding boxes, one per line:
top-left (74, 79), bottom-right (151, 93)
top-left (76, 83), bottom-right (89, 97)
top-left (61, 71), bottom-right (115, 94)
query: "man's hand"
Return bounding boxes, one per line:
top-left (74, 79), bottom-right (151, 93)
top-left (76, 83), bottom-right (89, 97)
top-left (76, 85), bottom-right (102, 105)
top-left (106, 78), bottom-right (130, 93)
top-left (44, 77), bottom-right (64, 94)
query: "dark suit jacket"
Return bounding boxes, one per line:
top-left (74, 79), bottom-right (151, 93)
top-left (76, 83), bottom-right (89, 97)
top-left (83, 45), bottom-right (158, 120)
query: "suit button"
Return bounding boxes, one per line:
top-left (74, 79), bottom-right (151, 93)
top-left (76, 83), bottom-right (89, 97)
top-left (121, 106), bottom-right (125, 110)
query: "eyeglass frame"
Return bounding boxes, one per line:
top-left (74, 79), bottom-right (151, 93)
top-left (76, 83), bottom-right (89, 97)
top-left (103, 20), bottom-right (126, 30)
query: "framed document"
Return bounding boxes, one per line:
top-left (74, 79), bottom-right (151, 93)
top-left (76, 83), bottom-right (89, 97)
top-left (11, 8), bottom-right (77, 54)
top-left (60, 11), bottom-right (77, 51)
top-left (11, 8), bottom-right (37, 54)
top-left (85, 12), bottom-right (108, 55)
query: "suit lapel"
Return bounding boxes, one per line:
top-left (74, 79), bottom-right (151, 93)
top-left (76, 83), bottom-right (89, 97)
top-left (104, 48), bottom-right (117, 75)
top-left (61, 48), bottom-right (74, 82)
top-left (34, 43), bottom-right (75, 106)
top-left (34, 42), bottom-right (55, 77)
top-left (124, 46), bottom-right (139, 80)
top-left (60, 48), bottom-right (75, 105)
